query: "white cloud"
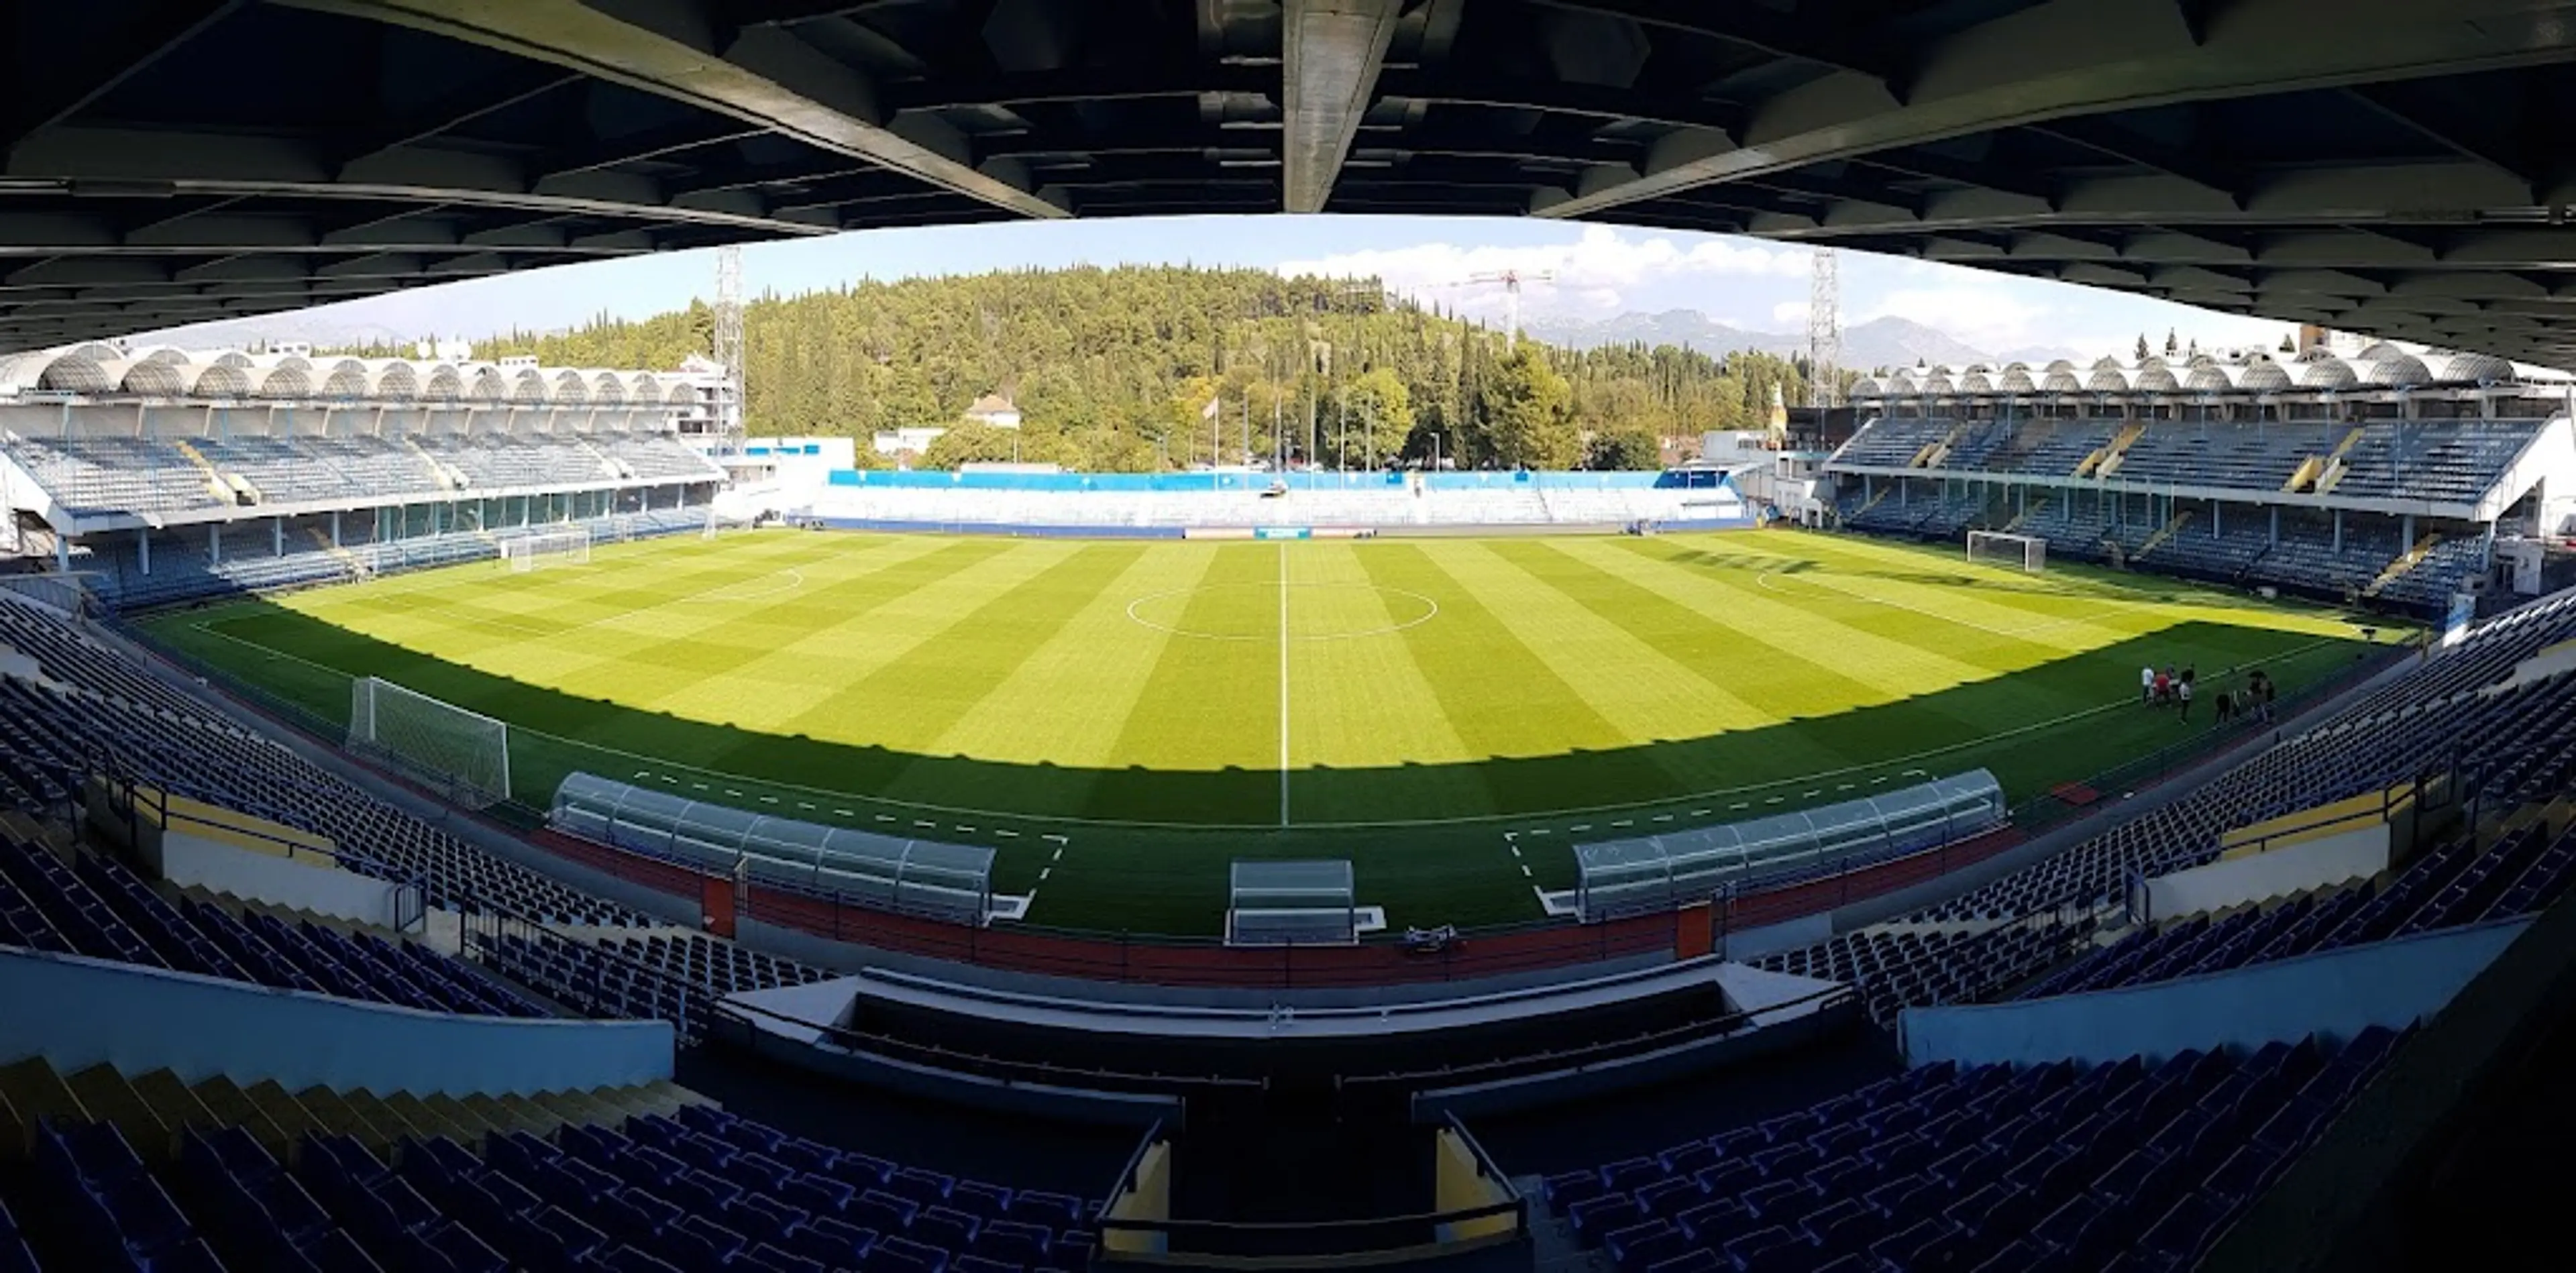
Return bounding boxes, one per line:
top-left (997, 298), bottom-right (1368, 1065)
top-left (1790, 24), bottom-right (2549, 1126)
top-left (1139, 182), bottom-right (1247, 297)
top-left (1276, 224), bottom-right (1806, 321)
top-left (1772, 300), bottom-right (1811, 327)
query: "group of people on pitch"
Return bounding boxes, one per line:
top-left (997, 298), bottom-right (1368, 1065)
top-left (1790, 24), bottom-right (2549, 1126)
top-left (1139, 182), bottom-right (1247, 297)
top-left (2143, 663), bottom-right (2276, 724)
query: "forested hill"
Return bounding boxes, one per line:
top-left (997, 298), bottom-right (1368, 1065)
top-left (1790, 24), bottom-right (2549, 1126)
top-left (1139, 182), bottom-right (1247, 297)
top-left (337, 266), bottom-right (1815, 471)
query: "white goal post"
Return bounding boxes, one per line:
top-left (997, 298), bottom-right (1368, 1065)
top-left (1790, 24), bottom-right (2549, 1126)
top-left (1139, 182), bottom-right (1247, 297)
top-left (347, 677), bottom-right (511, 808)
top-left (1967, 530), bottom-right (2047, 573)
top-left (500, 527), bottom-right (592, 572)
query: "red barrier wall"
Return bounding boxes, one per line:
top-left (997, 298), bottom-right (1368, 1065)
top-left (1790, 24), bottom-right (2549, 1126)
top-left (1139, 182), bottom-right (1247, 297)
top-left (529, 823), bottom-right (2026, 990)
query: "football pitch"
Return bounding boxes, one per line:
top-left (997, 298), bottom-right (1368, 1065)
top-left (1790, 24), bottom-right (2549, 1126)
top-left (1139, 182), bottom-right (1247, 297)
top-left (144, 527), bottom-right (2394, 934)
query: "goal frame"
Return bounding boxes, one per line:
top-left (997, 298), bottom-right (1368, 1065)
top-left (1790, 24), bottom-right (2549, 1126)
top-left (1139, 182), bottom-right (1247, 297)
top-left (499, 527), bottom-right (592, 572)
top-left (1966, 530), bottom-right (2047, 573)
top-left (347, 677), bottom-right (511, 808)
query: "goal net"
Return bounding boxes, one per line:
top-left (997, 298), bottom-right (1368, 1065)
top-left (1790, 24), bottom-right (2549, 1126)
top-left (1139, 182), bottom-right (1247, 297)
top-left (347, 677), bottom-right (511, 808)
top-left (500, 528), bottom-right (592, 572)
top-left (1967, 530), bottom-right (2047, 573)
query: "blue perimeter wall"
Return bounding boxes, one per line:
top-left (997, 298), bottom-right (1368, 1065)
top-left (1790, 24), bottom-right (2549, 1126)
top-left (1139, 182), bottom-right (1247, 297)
top-left (1896, 917), bottom-right (2528, 1070)
top-left (0, 945), bottom-right (674, 1098)
top-left (824, 469), bottom-right (1730, 492)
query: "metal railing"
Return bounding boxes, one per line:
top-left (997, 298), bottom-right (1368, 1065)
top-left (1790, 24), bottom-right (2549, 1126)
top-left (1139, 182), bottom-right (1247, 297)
top-left (97, 769), bottom-right (433, 935)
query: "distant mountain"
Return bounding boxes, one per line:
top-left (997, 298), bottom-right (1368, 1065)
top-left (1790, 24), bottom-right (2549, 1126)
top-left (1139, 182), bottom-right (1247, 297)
top-left (1845, 317), bottom-right (1992, 371)
top-left (1521, 310), bottom-right (1792, 358)
top-left (1521, 310), bottom-right (2002, 371)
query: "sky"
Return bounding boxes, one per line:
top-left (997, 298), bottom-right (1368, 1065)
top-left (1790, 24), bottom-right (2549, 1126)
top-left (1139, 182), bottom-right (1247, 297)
top-left (153, 215), bottom-right (2294, 364)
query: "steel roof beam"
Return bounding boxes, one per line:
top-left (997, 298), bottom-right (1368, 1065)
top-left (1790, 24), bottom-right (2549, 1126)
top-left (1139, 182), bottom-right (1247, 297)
top-left (1283, 0), bottom-right (1404, 213)
top-left (3, 125), bottom-right (842, 236)
top-left (4, 1), bottom-right (246, 146)
top-left (1526, 0), bottom-right (1913, 89)
top-left (278, 0), bottom-right (1069, 220)
top-left (1536, 0), bottom-right (2576, 221)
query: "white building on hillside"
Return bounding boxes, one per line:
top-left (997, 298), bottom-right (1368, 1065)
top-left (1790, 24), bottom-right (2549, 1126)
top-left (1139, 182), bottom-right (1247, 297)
top-left (964, 393), bottom-right (1021, 429)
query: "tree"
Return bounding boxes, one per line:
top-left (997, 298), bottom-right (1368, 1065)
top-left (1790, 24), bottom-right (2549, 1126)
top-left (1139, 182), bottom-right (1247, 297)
top-left (1476, 345), bottom-right (1579, 469)
top-left (1585, 423), bottom-right (1662, 470)
top-left (2163, 328), bottom-right (2179, 357)
top-left (2279, 333), bottom-right (2296, 353)
top-left (2135, 333), bottom-right (2151, 361)
top-left (921, 419), bottom-right (1020, 468)
top-left (400, 263), bottom-right (1770, 472)
top-left (1334, 366), bottom-right (1414, 468)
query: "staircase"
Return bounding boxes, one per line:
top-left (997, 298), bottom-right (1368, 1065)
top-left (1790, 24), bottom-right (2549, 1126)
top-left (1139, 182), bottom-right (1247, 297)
top-left (1847, 486), bottom-right (1892, 523)
top-left (302, 527), bottom-right (372, 582)
top-left (2079, 421), bottom-right (2149, 478)
top-left (402, 439), bottom-right (466, 491)
top-left (2290, 426), bottom-right (2367, 494)
top-left (574, 435), bottom-right (632, 481)
top-left (1911, 421), bottom-right (1971, 469)
top-left (170, 439), bottom-right (244, 505)
top-left (2004, 496), bottom-right (2046, 533)
top-left (2363, 533), bottom-right (2443, 599)
top-left (2133, 509), bottom-right (2197, 561)
top-left (0, 1053), bottom-right (710, 1162)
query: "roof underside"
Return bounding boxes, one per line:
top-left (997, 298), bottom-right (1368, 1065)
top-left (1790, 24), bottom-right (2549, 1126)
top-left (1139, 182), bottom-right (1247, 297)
top-left (17, 1), bottom-right (2576, 364)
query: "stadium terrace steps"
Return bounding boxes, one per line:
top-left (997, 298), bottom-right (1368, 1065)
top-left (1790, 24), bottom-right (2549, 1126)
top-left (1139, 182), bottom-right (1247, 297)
top-left (1754, 584), bottom-right (2576, 1027)
top-left (1540, 1028), bottom-right (2406, 1273)
top-left (0, 827), bottom-right (557, 1019)
top-left (2017, 820), bottom-right (2576, 1001)
top-left (2363, 534), bottom-right (2443, 600)
top-left (1832, 415), bottom-right (2542, 511)
top-left (0, 604), bottom-right (655, 926)
top-left (1, 1064), bottom-right (1102, 1273)
top-left (0, 1054), bottom-right (707, 1167)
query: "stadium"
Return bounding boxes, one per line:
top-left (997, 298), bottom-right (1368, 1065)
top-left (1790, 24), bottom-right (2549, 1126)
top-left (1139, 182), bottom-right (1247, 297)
top-left (6, 3), bottom-right (2576, 1273)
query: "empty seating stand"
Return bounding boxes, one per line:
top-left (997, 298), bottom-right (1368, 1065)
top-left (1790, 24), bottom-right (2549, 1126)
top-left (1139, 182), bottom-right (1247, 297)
top-left (0, 602), bottom-right (652, 927)
top-left (1752, 585), bottom-right (2576, 1023)
top-left (0, 831), bottom-right (548, 1019)
top-left (0, 1072), bottom-right (1097, 1273)
top-left (2021, 822), bottom-right (2576, 999)
top-left (475, 932), bottom-right (830, 1040)
top-left (1541, 1029), bottom-right (2406, 1273)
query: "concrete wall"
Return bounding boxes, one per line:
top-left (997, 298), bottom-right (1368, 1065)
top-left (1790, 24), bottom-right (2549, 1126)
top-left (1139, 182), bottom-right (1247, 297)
top-left (160, 828), bottom-right (418, 929)
top-left (1899, 918), bottom-right (2529, 1069)
top-left (0, 945), bottom-right (673, 1097)
top-left (2147, 822), bottom-right (2391, 920)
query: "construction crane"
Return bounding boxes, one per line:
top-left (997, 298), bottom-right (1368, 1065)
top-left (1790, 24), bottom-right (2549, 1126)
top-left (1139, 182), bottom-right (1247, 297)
top-left (1430, 268), bottom-right (1556, 350)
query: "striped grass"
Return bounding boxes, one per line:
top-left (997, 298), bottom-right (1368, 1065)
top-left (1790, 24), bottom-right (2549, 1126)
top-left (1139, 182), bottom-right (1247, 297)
top-left (145, 527), bottom-right (2392, 933)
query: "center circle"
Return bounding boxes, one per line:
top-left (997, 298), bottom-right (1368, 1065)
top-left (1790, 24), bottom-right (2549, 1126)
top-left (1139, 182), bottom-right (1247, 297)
top-left (1126, 582), bottom-right (1440, 641)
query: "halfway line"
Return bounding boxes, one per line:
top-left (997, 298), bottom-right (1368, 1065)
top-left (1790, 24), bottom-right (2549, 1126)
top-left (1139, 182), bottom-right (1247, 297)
top-left (1278, 541), bottom-right (1291, 827)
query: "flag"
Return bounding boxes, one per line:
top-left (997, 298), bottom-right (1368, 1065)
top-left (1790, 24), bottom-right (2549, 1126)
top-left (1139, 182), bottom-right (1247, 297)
top-left (1201, 396), bottom-right (1220, 421)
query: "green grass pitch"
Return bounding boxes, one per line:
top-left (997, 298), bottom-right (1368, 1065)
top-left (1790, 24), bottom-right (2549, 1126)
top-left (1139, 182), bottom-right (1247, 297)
top-left (144, 527), bottom-right (2392, 935)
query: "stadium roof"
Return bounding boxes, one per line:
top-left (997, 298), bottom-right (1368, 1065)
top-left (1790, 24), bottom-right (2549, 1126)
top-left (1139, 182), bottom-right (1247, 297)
top-left (17, 1), bottom-right (2576, 364)
top-left (1847, 345), bottom-right (2559, 398)
top-left (0, 343), bottom-right (708, 404)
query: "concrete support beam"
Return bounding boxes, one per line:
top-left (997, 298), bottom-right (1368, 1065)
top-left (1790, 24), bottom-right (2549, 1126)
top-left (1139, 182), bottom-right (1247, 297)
top-left (1282, 0), bottom-right (1404, 213)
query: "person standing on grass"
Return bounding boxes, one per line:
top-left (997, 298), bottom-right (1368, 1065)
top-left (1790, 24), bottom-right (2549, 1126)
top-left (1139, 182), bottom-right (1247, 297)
top-left (2178, 676), bottom-right (2194, 722)
top-left (2141, 663), bottom-right (2157, 706)
top-left (2261, 673), bottom-right (2277, 722)
top-left (2215, 688), bottom-right (2234, 724)
top-left (2155, 667), bottom-right (2172, 706)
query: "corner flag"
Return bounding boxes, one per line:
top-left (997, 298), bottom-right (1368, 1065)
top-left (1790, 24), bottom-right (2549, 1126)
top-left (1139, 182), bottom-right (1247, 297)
top-left (1201, 396), bottom-right (1220, 420)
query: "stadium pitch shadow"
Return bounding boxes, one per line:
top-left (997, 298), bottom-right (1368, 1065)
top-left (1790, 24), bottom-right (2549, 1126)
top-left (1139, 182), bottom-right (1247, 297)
top-left (139, 592), bottom-right (2391, 932)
